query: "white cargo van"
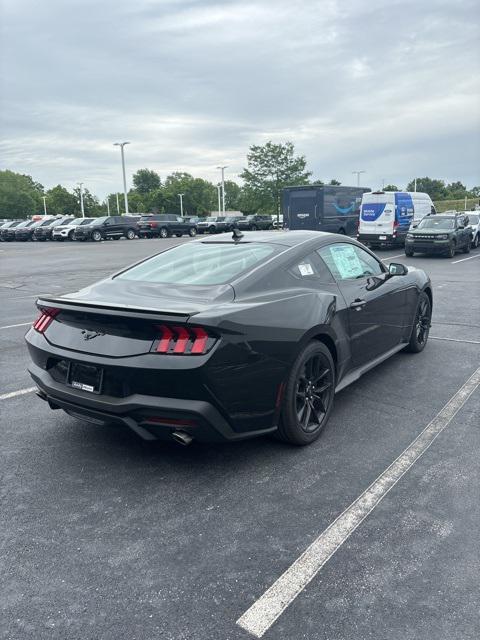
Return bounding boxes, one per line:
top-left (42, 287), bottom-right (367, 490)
top-left (357, 191), bottom-right (435, 247)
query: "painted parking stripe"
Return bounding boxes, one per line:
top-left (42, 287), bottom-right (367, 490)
top-left (430, 336), bottom-right (480, 345)
top-left (0, 387), bottom-right (36, 401)
top-left (237, 366), bottom-right (480, 638)
top-left (0, 321), bottom-right (32, 330)
top-left (451, 253), bottom-right (480, 264)
top-left (380, 254), bottom-right (405, 261)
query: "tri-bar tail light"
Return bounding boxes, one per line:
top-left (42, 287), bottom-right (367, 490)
top-left (152, 324), bottom-right (216, 355)
top-left (33, 307), bottom-right (60, 333)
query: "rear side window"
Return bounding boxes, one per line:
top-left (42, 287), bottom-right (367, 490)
top-left (318, 243), bottom-right (383, 280)
top-left (116, 242), bottom-right (280, 285)
top-left (288, 252), bottom-right (334, 283)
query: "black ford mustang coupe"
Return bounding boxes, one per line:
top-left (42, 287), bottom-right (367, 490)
top-left (26, 231), bottom-right (432, 446)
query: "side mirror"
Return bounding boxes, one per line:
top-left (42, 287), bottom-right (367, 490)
top-left (389, 263), bottom-right (408, 276)
top-left (412, 223), bottom-right (418, 228)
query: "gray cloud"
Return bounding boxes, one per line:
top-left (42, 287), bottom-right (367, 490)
top-left (1, 0), bottom-right (479, 197)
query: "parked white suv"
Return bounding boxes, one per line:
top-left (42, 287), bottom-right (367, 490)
top-left (52, 217), bottom-right (94, 241)
top-left (465, 212), bottom-right (480, 248)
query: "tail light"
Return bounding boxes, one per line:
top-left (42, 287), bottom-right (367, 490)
top-left (33, 307), bottom-right (60, 333)
top-left (149, 222), bottom-right (158, 228)
top-left (152, 325), bottom-right (215, 355)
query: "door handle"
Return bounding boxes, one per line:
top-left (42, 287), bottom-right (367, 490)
top-left (350, 298), bottom-right (366, 310)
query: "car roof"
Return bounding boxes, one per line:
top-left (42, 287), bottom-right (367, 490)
top-left (199, 230), bottom-right (348, 248)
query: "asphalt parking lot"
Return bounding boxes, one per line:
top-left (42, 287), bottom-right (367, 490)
top-left (1, 237), bottom-right (479, 640)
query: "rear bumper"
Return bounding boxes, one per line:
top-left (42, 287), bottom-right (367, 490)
top-left (357, 232), bottom-right (406, 246)
top-left (28, 361), bottom-right (276, 443)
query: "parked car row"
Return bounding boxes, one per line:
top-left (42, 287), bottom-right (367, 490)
top-left (0, 213), bottom-right (278, 243)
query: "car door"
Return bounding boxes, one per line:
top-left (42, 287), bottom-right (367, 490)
top-left (317, 242), bottom-right (407, 367)
top-left (458, 215), bottom-right (470, 247)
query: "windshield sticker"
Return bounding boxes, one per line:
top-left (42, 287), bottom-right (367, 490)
top-left (329, 245), bottom-right (363, 279)
top-left (298, 263), bottom-right (314, 276)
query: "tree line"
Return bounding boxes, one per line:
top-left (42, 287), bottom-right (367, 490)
top-left (1, 141), bottom-right (479, 219)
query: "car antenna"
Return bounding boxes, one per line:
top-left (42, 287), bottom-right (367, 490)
top-left (232, 228), bottom-right (244, 242)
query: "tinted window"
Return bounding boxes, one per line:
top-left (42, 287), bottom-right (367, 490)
top-left (289, 252), bottom-right (334, 283)
top-left (91, 217), bottom-right (108, 225)
top-left (318, 243), bottom-right (383, 280)
top-left (116, 242), bottom-right (280, 286)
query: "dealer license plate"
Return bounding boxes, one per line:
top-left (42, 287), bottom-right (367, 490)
top-left (68, 362), bottom-right (103, 394)
top-left (379, 235), bottom-right (387, 240)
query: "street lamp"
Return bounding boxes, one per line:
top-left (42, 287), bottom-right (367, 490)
top-left (113, 141), bottom-right (130, 214)
top-left (42, 196), bottom-right (47, 216)
top-left (352, 171), bottom-right (365, 187)
top-left (217, 165), bottom-right (227, 214)
top-left (178, 193), bottom-right (184, 217)
top-left (77, 182), bottom-right (85, 217)
top-left (116, 193), bottom-right (120, 214)
top-left (217, 184), bottom-right (222, 215)
top-left (106, 197), bottom-right (110, 216)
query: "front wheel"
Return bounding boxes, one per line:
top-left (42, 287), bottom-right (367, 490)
top-left (92, 230), bottom-right (102, 242)
top-left (404, 292), bottom-right (431, 353)
top-left (188, 227), bottom-right (197, 237)
top-left (472, 234), bottom-right (479, 249)
top-left (447, 242), bottom-right (456, 258)
top-left (277, 342), bottom-right (335, 446)
top-left (126, 228), bottom-right (136, 240)
top-left (159, 227), bottom-right (169, 238)
top-left (405, 248), bottom-right (414, 257)
top-left (208, 226), bottom-right (216, 234)
top-left (250, 224), bottom-right (258, 231)
top-left (462, 240), bottom-right (470, 254)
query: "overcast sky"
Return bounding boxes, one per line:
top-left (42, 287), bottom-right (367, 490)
top-left (1, 0), bottom-right (479, 198)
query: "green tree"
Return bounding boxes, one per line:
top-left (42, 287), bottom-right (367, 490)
top-left (132, 168), bottom-right (161, 194)
top-left (223, 180), bottom-right (242, 210)
top-left (72, 187), bottom-right (101, 216)
top-left (162, 172), bottom-right (216, 215)
top-left (328, 179), bottom-right (341, 185)
top-left (406, 177), bottom-right (447, 200)
top-left (45, 185), bottom-right (78, 216)
top-left (0, 170), bottom-right (43, 217)
top-left (240, 141), bottom-right (311, 218)
top-left (127, 191), bottom-right (147, 213)
top-left (445, 181), bottom-right (468, 199)
top-left (383, 184), bottom-right (399, 191)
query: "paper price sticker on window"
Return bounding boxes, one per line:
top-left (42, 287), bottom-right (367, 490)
top-left (329, 245), bottom-right (364, 279)
top-left (298, 263), bottom-right (314, 276)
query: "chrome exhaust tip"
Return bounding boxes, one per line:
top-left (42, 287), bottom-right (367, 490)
top-left (171, 431), bottom-right (194, 446)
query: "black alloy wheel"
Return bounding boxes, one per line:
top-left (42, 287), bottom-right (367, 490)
top-left (92, 230), bottom-right (102, 242)
top-left (208, 225), bottom-right (216, 234)
top-left (277, 341), bottom-right (335, 445)
top-left (447, 241), bottom-right (456, 258)
top-left (405, 291), bottom-right (431, 353)
top-left (159, 227), bottom-right (169, 238)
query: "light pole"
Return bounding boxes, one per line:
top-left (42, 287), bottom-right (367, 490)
top-left (106, 197), bottom-right (110, 216)
top-left (77, 182), bottom-right (85, 217)
top-left (217, 184), bottom-right (221, 215)
top-left (114, 141), bottom-right (130, 214)
top-left (116, 193), bottom-right (120, 214)
top-left (352, 171), bottom-right (365, 187)
top-left (178, 193), bottom-right (184, 217)
top-left (217, 165), bottom-right (227, 214)
top-left (42, 196), bottom-right (47, 216)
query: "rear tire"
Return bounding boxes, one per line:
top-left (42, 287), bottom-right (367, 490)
top-left (277, 342), bottom-right (335, 446)
top-left (92, 230), bottom-right (102, 242)
top-left (126, 228), bottom-right (136, 240)
top-left (159, 227), bottom-right (169, 238)
top-left (404, 292), bottom-right (431, 353)
top-left (405, 248), bottom-right (414, 257)
top-left (462, 240), bottom-right (470, 254)
top-left (188, 227), bottom-right (197, 237)
top-left (208, 226), bottom-right (216, 234)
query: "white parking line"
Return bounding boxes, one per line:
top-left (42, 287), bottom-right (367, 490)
top-left (0, 321), bottom-right (32, 330)
top-left (430, 336), bottom-right (480, 345)
top-left (381, 254), bottom-right (405, 261)
top-left (0, 387), bottom-right (36, 401)
top-left (451, 253), bottom-right (480, 264)
top-left (237, 366), bottom-right (480, 638)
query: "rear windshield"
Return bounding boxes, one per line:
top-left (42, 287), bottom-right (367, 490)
top-left (417, 217), bottom-right (455, 230)
top-left (116, 241), bottom-right (279, 285)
